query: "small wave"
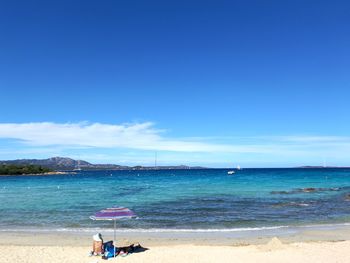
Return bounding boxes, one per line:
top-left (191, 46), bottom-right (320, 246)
top-left (1, 223), bottom-right (350, 234)
top-left (0, 226), bottom-right (288, 233)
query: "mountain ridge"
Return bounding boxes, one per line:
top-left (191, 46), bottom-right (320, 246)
top-left (0, 157), bottom-right (207, 170)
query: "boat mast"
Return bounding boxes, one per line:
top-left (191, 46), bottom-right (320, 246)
top-left (154, 151), bottom-right (157, 169)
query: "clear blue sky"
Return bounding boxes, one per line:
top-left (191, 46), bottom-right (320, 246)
top-left (0, 0), bottom-right (349, 167)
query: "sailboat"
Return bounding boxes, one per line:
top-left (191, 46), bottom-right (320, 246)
top-left (228, 164), bottom-right (242, 175)
top-left (154, 151), bottom-right (157, 169)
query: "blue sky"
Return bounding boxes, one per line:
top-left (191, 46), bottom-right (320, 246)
top-left (0, 0), bottom-right (349, 167)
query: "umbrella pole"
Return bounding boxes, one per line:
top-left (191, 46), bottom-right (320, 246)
top-left (114, 219), bottom-right (116, 258)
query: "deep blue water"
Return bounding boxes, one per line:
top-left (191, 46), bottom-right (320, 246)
top-left (0, 169), bottom-right (350, 231)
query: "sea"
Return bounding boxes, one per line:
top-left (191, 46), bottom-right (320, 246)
top-left (1, 168), bottom-right (350, 234)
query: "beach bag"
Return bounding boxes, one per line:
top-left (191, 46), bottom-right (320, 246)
top-left (103, 245), bottom-right (116, 259)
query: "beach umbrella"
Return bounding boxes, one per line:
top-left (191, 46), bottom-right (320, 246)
top-left (90, 207), bottom-right (137, 257)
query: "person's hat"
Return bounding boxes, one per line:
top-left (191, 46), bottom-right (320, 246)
top-left (93, 233), bottom-right (102, 242)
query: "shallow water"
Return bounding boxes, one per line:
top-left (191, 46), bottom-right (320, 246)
top-left (0, 168), bottom-right (350, 231)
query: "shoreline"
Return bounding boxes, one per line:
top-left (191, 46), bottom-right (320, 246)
top-left (0, 171), bottom-right (75, 176)
top-left (1, 223), bottom-right (350, 246)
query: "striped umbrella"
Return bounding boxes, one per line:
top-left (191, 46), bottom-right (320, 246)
top-left (90, 207), bottom-right (137, 257)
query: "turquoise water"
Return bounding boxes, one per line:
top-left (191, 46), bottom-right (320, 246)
top-left (0, 169), bottom-right (350, 231)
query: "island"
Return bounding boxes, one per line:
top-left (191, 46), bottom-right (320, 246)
top-left (0, 157), bottom-right (209, 174)
top-left (0, 164), bottom-right (52, 175)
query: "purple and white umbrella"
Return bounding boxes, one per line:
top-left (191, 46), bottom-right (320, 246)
top-left (90, 207), bottom-right (137, 257)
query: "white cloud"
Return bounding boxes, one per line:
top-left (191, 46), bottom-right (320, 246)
top-left (271, 135), bottom-right (350, 143)
top-left (0, 122), bottom-right (349, 164)
top-left (0, 122), bottom-right (239, 152)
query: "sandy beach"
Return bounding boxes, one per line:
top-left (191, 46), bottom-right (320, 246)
top-left (1, 239), bottom-right (349, 263)
top-left (1, 226), bottom-right (350, 263)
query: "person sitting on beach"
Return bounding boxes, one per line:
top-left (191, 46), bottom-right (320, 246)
top-left (90, 233), bottom-right (104, 256)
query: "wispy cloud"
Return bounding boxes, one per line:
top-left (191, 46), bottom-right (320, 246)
top-left (0, 122), bottom-right (349, 166)
top-left (0, 122), bottom-right (237, 152)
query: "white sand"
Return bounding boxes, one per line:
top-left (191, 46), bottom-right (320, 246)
top-left (1, 239), bottom-right (349, 263)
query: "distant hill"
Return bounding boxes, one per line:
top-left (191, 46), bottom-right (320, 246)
top-left (297, 166), bottom-right (350, 169)
top-left (0, 157), bottom-right (207, 171)
top-left (0, 157), bottom-right (90, 170)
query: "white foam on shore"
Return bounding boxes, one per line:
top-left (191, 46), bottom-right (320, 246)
top-left (0, 226), bottom-right (286, 233)
top-left (1, 223), bottom-right (350, 234)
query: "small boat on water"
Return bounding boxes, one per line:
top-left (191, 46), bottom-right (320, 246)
top-left (227, 170), bottom-right (235, 175)
top-left (73, 159), bottom-right (82, 171)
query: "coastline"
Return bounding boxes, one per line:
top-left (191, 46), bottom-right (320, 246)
top-left (0, 171), bottom-right (74, 176)
top-left (2, 222), bottom-right (350, 246)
